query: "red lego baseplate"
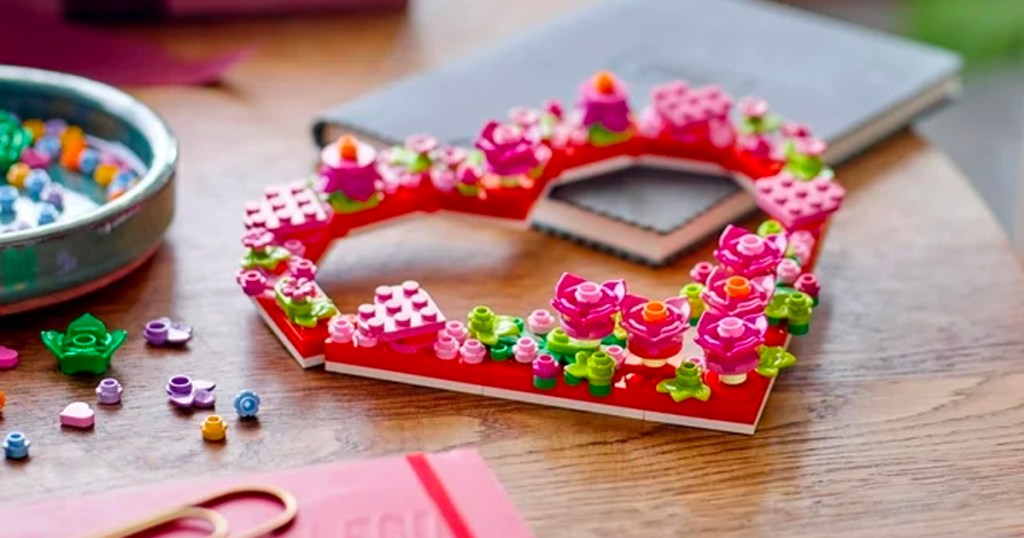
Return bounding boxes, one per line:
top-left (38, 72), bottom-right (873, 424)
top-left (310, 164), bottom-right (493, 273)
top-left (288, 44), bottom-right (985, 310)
top-left (235, 71), bottom-right (844, 434)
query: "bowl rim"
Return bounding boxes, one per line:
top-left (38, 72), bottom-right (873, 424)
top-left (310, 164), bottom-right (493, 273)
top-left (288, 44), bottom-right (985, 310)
top-left (0, 65), bottom-right (177, 247)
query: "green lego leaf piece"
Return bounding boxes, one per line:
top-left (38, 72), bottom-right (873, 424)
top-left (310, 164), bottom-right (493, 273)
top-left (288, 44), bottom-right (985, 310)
top-left (388, 146), bottom-right (432, 173)
top-left (544, 328), bottom-right (598, 362)
top-left (467, 306), bottom-right (521, 346)
top-left (564, 351), bottom-right (591, 380)
top-left (0, 111), bottom-right (32, 174)
top-left (679, 282), bottom-right (706, 324)
top-left (756, 346), bottom-right (797, 378)
top-left (587, 124), bottom-right (633, 147)
top-left (782, 140), bottom-right (834, 181)
top-left (738, 113), bottom-right (781, 136)
top-left (239, 245), bottom-right (292, 271)
top-left (327, 191), bottom-right (382, 214)
top-left (656, 361), bottom-right (712, 403)
top-left (274, 278), bottom-right (337, 328)
top-left (41, 313), bottom-right (127, 375)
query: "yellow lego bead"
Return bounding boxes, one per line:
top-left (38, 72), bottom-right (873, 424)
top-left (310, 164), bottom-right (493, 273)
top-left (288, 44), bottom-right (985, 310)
top-left (94, 163), bottom-right (118, 187)
top-left (22, 119), bottom-right (45, 141)
top-left (60, 126), bottom-right (84, 147)
top-left (200, 415), bottom-right (228, 442)
top-left (6, 163), bottom-right (30, 189)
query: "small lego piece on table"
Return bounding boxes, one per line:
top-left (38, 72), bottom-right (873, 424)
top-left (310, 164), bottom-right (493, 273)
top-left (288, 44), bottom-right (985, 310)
top-left (700, 268), bottom-right (774, 318)
top-left (755, 172), bottom-right (845, 231)
top-left (40, 313), bottom-right (127, 375)
top-left (327, 315), bottom-right (355, 344)
top-left (689, 261), bottom-right (714, 285)
top-left (143, 317), bottom-right (193, 347)
top-left (513, 337), bottom-right (539, 364)
top-left (466, 305), bottom-right (520, 346)
top-left (640, 81), bottom-right (734, 148)
top-left (795, 273), bottom-right (821, 304)
top-left (532, 355), bottom-right (560, 390)
top-left (274, 276), bottom-right (337, 328)
top-left (656, 360), bottom-right (712, 403)
top-left (319, 135), bottom-right (383, 213)
top-left (3, 432), bottom-right (30, 460)
top-left (474, 120), bottom-right (551, 182)
top-left (695, 312), bottom-right (768, 386)
top-left (233, 390), bottom-right (261, 419)
top-left (783, 137), bottom-right (832, 180)
top-left (59, 402), bottom-right (96, 429)
top-left (713, 225), bottom-right (788, 278)
top-left (0, 389), bottom-right (6, 413)
top-left (563, 350), bottom-right (617, 397)
top-left (526, 309), bottom-right (557, 336)
top-left (201, 415), bottom-right (228, 442)
top-left (776, 258), bottom-right (802, 286)
top-left (434, 333), bottom-right (460, 360)
top-left (0, 345), bottom-right (18, 370)
top-left (239, 227), bottom-right (291, 272)
top-left (166, 375), bottom-right (216, 409)
top-left (95, 378), bottom-right (123, 405)
top-left (357, 281), bottom-right (446, 344)
top-left (578, 71), bottom-right (633, 145)
top-left (244, 182), bottom-right (332, 236)
top-left (619, 294), bottom-right (690, 369)
top-left (459, 339), bottom-right (487, 365)
top-left (551, 273), bottom-right (626, 343)
top-left (756, 346), bottom-right (796, 378)
top-left (678, 283), bottom-right (705, 326)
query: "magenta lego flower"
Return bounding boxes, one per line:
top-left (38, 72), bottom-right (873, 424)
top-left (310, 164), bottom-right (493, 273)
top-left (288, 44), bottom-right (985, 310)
top-left (577, 71), bottom-right (631, 133)
top-left (713, 225), bottom-right (788, 278)
top-left (780, 122), bottom-right (812, 139)
top-left (544, 99), bottom-right (564, 120)
top-left (550, 272), bottom-right (626, 341)
top-left (694, 311), bottom-right (768, 380)
top-left (280, 277), bottom-right (316, 303)
top-left (739, 97), bottom-right (769, 119)
top-left (242, 227), bottom-right (274, 251)
top-left (474, 121), bottom-right (550, 177)
top-left (405, 134), bottom-right (439, 155)
top-left (619, 293), bottom-right (690, 363)
top-left (796, 137), bottom-right (827, 157)
top-left (700, 267), bottom-right (775, 317)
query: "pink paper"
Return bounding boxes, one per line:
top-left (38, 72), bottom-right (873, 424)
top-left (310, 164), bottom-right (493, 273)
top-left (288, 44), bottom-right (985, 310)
top-left (0, 2), bottom-right (252, 86)
top-left (0, 449), bottom-right (533, 538)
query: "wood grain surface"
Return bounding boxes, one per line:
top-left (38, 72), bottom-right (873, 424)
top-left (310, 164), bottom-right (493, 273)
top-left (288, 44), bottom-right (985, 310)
top-left (3, 1), bottom-right (1024, 536)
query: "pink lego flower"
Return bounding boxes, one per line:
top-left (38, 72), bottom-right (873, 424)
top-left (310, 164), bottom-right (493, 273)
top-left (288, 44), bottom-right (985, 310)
top-left (544, 99), bottom-right (564, 120)
top-left (619, 293), bottom-right (690, 360)
top-left (434, 146), bottom-right (468, 168)
top-left (795, 137), bottom-right (827, 157)
top-left (280, 277), bottom-right (316, 303)
top-left (508, 107), bottom-right (541, 127)
top-left (242, 227), bottom-right (274, 251)
top-left (578, 71), bottom-right (631, 132)
top-left (713, 225), bottom-right (788, 278)
top-left (694, 311), bottom-right (768, 376)
top-left (405, 134), bottom-right (439, 155)
top-left (780, 122), bottom-right (812, 139)
top-left (700, 267), bottom-right (775, 317)
top-left (474, 121), bottom-right (550, 177)
top-left (739, 97), bottom-right (769, 119)
top-left (550, 272), bottom-right (626, 341)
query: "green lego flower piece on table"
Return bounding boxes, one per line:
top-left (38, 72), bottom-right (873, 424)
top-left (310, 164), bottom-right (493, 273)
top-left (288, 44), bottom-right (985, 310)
top-left (679, 282), bottom-right (706, 326)
top-left (756, 346), bottom-right (796, 378)
top-left (563, 351), bottom-right (590, 384)
top-left (782, 140), bottom-right (834, 181)
top-left (327, 191), bottom-right (382, 214)
top-left (656, 361), bottom-right (711, 403)
top-left (757, 219), bottom-right (785, 237)
top-left (585, 351), bottom-right (616, 397)
top-left (544, 328), bottom-right (598, 363)
top-left (764, 293), bottom-right (789, 326)
top-left (587, 124), bottom-right (633, 147)
top-left (467, 305), bottom-right (521, 346)
top-left (239, 245), bottom-right (292, 271)
top-left (0, 111), bottom-right (32, 174)
top-left (41, 313), bottom-right (127, 375)
top-left (274, 278), bottom-right (337, 328)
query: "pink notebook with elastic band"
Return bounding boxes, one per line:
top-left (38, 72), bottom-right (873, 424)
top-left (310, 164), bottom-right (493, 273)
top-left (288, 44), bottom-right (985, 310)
top-left (0, 449), bottom-right (531, 537)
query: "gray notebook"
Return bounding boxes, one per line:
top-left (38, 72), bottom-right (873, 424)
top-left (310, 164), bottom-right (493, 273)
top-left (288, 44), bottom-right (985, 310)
top-left (314, 0), bottom-right (960, 264)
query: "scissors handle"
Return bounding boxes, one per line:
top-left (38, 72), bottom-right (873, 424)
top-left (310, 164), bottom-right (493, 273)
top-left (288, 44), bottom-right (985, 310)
top-left (85, 484), bottom-right (298, 538)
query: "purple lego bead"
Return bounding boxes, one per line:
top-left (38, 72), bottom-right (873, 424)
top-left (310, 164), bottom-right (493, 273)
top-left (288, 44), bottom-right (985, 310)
top-left (144, 317), bottom-right (193, 347)
top-left (166, 375), bottom-right (216, 408)
top-left (95, 378), bottom-right (123, 405)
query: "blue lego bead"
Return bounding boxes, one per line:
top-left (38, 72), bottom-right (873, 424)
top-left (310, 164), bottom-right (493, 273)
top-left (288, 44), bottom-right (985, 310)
top-left (37, 203), bottom-right (60, 226)
top-left (78, 148), bottom-right (100, 176)
top-left (0, 185), bottom-right (17, 216)
top-left (3, 431), bottom-right (31, 460)
top-left (35, 135), bottom-right (62, 157)
top-left (233, 389), bottom-right (261, 419)
top-left (25, 169), bottom-right (51, 201)
top-left (40, 184), bottom-right (64, 212)
top-left (111, 170), bottom-right (136, 189)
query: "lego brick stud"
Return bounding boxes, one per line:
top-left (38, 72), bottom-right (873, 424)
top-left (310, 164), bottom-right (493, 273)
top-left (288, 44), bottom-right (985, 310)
top-left (95, 378), bottom-right (123, 405)
top-left (532, 355), bottom-right (560, 390)
top-left (459, 339), bottom-right (486, 364)
top-left (201, 415), bottom-right (228, 442)
top-left (513, 337), bottom-right (539, 364)
top-left (233, 390), bottom-right (261, 419)
top-left (328, 315), bottom-right (355, 344)
top-left (434, 333), bottom-right (459, 360)
top-left (526, 309), bottom-right (557, 336)
top-left (3, 432), bottom-right (30, 460)
top-left (59, 402), bottom-right (96, 429)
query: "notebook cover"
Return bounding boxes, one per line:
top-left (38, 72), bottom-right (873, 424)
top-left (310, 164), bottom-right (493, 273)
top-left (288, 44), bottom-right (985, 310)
top-left (0, 449), bottom-right (532, 538)
top-left (313, 0), bottom-right (960, 149)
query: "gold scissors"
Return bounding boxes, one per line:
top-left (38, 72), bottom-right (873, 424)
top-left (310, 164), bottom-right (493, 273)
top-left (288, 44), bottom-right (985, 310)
top-left (85, 484), bottom-right (298, 538)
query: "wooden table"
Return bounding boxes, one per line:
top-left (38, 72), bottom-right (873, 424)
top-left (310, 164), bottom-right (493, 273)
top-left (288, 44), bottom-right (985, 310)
top-left (4, 1), bottom-right (1024, 536)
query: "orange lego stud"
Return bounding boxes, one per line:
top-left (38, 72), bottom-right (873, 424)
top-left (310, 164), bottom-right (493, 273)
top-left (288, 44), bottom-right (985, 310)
top-left (0, 389), bottom-right (6, 413)
top-left (641, 301), bottom-right (668, 323)
top-left (593, 71), bottom-right (616, 95)
top-left (724, 276), bottom-right (751, 299)
top-left (338, 135), bottom-right (359, 161)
